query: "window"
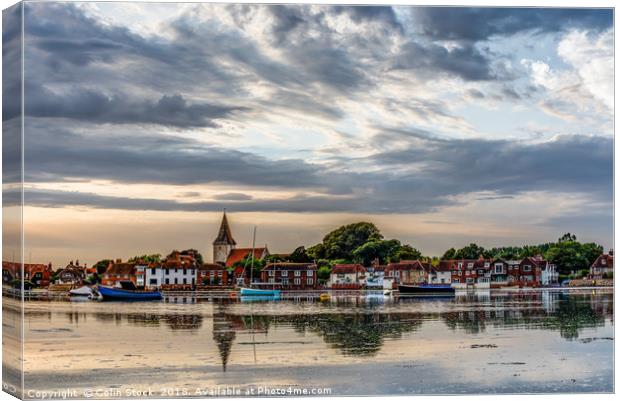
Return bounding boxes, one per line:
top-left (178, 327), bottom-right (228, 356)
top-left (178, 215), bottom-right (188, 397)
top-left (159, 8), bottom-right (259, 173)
top-left (294, 270), bottom-right (301, 277)
top-left (281, 270), bottom-right (288, 277)
top-left (269, 278), bottom-right (274, 283)
top-left (484, 262), bottom-right (490, 268)
top-left (601, 259), bottom-right (607, 265)
top-left (174, 278), bottom-right (178, 285)
top-left (458, 271), bottom-right (463, 276)
top-left (307, 278), bottom-right (314, 285)
top-left (183, 278), bottom-right (187, 285)
top-left (269, 270), bottom-right (274, 277)
top-left (467, 263), bottom-right (473, 268)
top-left (307, 270), bottom-right (314, 277)
top-left (458, 262), bottom-right (463, 268)
top-left (217, 271), bottom-right (223, 277)
top-left (149, 278), bottom-right (157, 285)
top-left (294, 278), bottom-right (301, 285)
top-left (522, 265), bottom-right (531, 272)
top-left (281, 278), bottom-right (289, 285)
top-left (165, 278), bottom-right (170, 284)
top-left (494, 264), bottom-right (504, 274)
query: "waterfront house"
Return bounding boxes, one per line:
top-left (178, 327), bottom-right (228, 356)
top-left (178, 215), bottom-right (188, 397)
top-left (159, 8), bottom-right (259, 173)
top-left (589, 250), bottom-right (613, 279)
top-left (56, 261), bottom-right (87, 284)
top-left (143, 251), bottom-right (198, 290)
top-left (490, 258), bottom-right (508, 285)
top-left (2, 261), bottom-right (53, 287)
top-left (505, 260), bottom-right (521, 284)
top-left (260, 263), bottom-right (318, 290)
top-left (102, 260), bottom-right (137, 287)
top-left (518, 257), bottom-right (542, 286)
top-left (198, 263), bottom-right (230, 286)
top-left (330, 264), bottom-right (366, 289)
top-left (426, 263), bottom-right (452, 284)
top-left (366, 259), bottom-right (387, 288)
top-left (385, 260), bottom-right (427, 285)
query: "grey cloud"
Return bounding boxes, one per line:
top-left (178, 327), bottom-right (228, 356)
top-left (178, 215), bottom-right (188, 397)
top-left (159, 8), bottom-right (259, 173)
top-left (411, 7), bottom-right (613, 42)
top-left (213, 193), bottom-right (254, 201)
top-left (331, 6), bottom-right (403, 33)
top-left (20, 121), bottom-right (612, 214)
top-left (25, 85), bottom-right (244, 128)
top-left (23, 122), bottom-right (325, 189)
top-left (393, 42), bottom-right (495, 81)
top-left (371, 128), bottom-right (612, 199)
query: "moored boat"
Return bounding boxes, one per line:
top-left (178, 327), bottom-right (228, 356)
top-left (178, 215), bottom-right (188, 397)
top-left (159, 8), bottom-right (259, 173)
top-left (398, 284), bottom-right (455, 295)
top-left (97, 281), bottom-right (162, 301)
top-left (239, 286), bottom-right (281, 297)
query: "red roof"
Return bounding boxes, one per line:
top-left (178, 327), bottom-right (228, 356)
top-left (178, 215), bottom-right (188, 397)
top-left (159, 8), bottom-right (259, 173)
top-left (332, 264), bottom-right (366, 274)
top-left (262, 263), bottom-right (317, 271)
top-left (386, 260), bottom-right (429, 271)
top-left (225, 248), bottom-right (267, 267)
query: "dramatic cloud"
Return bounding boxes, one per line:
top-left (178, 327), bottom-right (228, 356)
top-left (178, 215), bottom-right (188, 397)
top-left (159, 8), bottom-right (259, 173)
top-left (25, 85), bottom-right (244, 128)
top-left (411, 7), bottom-right (613, 42)
top-left (2, 3), bottom-right (613, 261)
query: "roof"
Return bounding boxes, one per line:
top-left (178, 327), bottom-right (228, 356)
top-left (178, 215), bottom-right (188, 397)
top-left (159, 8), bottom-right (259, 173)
top-left (213, 211), bottom-right (236, 245)
top-left (591, 253), bottom-right (613, 269)
top-left (200, 263), bottom-right (227, 271)
top-left (225, 247), bottom-right (268, 267)
top-left (332, 264), bottom-right (366, 274)
top-left (436, 260), bottom-right (455, 271)
top-left (386, 260), bottom-right (428, 271)
top-left (105, 263), bottom-right (136, 275)
top-left (262, 263), bottom-right (317, 271)
top-left (3, 262), bottom-right (51, 276)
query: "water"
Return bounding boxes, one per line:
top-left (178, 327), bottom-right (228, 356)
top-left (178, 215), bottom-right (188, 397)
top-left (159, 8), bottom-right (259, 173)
top-left (3, 289), bottom-right (614, 397)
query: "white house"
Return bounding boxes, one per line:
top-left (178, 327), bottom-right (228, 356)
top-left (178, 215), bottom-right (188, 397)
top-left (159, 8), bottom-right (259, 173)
top-left (329, 264), bottom-right (366, 288)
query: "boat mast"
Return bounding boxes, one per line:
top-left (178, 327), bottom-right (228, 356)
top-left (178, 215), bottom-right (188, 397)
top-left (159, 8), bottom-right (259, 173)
top-left (249, 226), bottom-right (256, 286)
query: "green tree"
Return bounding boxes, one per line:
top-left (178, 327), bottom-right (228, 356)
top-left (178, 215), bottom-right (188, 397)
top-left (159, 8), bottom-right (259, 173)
top-left (93, 259), bottom-right (113, 274)
top-left (288, 246), bottom-right (311, 263)
top-left (128, 254), bottom-right (162, 264)
top-left (441, 248), bottom-right (456, 260)
top-left (318, 222), bottom-right (383, 260)
top-left (453, 243), bottom-right (489, 259)
top-left (352, 239), bottom-right (401, 265)
top-left (392, 244), bottom-right (423, 262)
top-left (233, 255), bottom-right (265, 280)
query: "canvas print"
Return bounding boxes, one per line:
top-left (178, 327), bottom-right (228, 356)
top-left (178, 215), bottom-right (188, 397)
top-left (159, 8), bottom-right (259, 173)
top-left (1, 1), bottom-right (614, 398)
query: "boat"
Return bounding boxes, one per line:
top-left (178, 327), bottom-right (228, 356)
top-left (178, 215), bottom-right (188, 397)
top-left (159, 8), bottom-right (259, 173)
top-left (69, 285), bottom-right (101, 300)
top-left (240, 286), bottom-right (281, 297)
top-left (398, 283), bottom-right (455, 295)
top-left (236, 226), bottom-right (281, 297)
top-left (97, 281), bottom-right (162, 301)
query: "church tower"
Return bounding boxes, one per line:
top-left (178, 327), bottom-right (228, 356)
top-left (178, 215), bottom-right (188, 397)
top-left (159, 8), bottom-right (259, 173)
top-left (213, 210), bottom-right (236, 265)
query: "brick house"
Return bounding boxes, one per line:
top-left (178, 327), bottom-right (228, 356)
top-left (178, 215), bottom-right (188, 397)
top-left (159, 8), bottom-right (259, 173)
top-left (2, 261), bottom-right (53, 287)
top-left (102, 261), bottom-right (137, 287)
top-left (199, 263), bottom-right (230, 286)
top-left (330, 264), bottom-right (366, 289)
top-left (385, 260), bottom-right (427, 285)
top-left (56, 261), bottom-right (87, 284)
top-left (589, 251), bottom-right (613, 279)
top-left (260, 263), bottom-right (318, 290)
top-left (519, 256), bottom-right (544, 286)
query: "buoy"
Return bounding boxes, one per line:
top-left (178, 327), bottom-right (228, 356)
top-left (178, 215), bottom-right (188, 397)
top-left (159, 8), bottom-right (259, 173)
top-left (319, 293), bottom-right (330, 301)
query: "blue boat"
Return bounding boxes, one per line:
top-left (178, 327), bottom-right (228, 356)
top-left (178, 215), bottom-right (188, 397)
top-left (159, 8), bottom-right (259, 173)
top-left (239, 286), bottom-right (281, 297)
top-left (398, 283), bottom-right (455, 295)
top-left (97, 281), bottom-right (162, 301)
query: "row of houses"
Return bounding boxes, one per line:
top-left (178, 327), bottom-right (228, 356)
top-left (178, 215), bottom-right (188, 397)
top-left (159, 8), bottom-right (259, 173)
top-left (330, 255), bottom-right (561, 289)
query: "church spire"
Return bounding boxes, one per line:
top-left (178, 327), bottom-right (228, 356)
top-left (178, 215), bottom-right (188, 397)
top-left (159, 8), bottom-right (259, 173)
top-left (213, 210), bottom-right (236, 245)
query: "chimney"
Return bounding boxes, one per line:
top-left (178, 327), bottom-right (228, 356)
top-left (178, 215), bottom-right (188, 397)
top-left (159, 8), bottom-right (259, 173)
top-left (116, 258), bottom-right (122, 263)
top-left (609, 249), bottom-right (614, 256)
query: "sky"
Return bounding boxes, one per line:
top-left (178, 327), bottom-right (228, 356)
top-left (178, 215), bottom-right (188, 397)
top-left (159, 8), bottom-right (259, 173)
top-left (1, 2), bottom-right (614, 267)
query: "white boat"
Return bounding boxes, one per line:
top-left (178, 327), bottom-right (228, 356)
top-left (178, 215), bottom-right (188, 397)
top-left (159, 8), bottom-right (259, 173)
top-left (68, 285), bottom-right (101, 300)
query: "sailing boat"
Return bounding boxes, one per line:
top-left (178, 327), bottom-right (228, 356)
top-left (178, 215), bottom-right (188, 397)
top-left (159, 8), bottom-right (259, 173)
top-left (238, 226), bottom-right (281, 297)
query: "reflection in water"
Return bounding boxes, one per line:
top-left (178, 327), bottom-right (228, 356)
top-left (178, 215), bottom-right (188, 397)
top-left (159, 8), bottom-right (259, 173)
top-left (18, 289), bottom-right (614, 395)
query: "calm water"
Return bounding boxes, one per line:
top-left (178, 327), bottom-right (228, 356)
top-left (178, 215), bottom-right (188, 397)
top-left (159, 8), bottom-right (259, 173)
top-left (3, 289), bottom-right (614, 397)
